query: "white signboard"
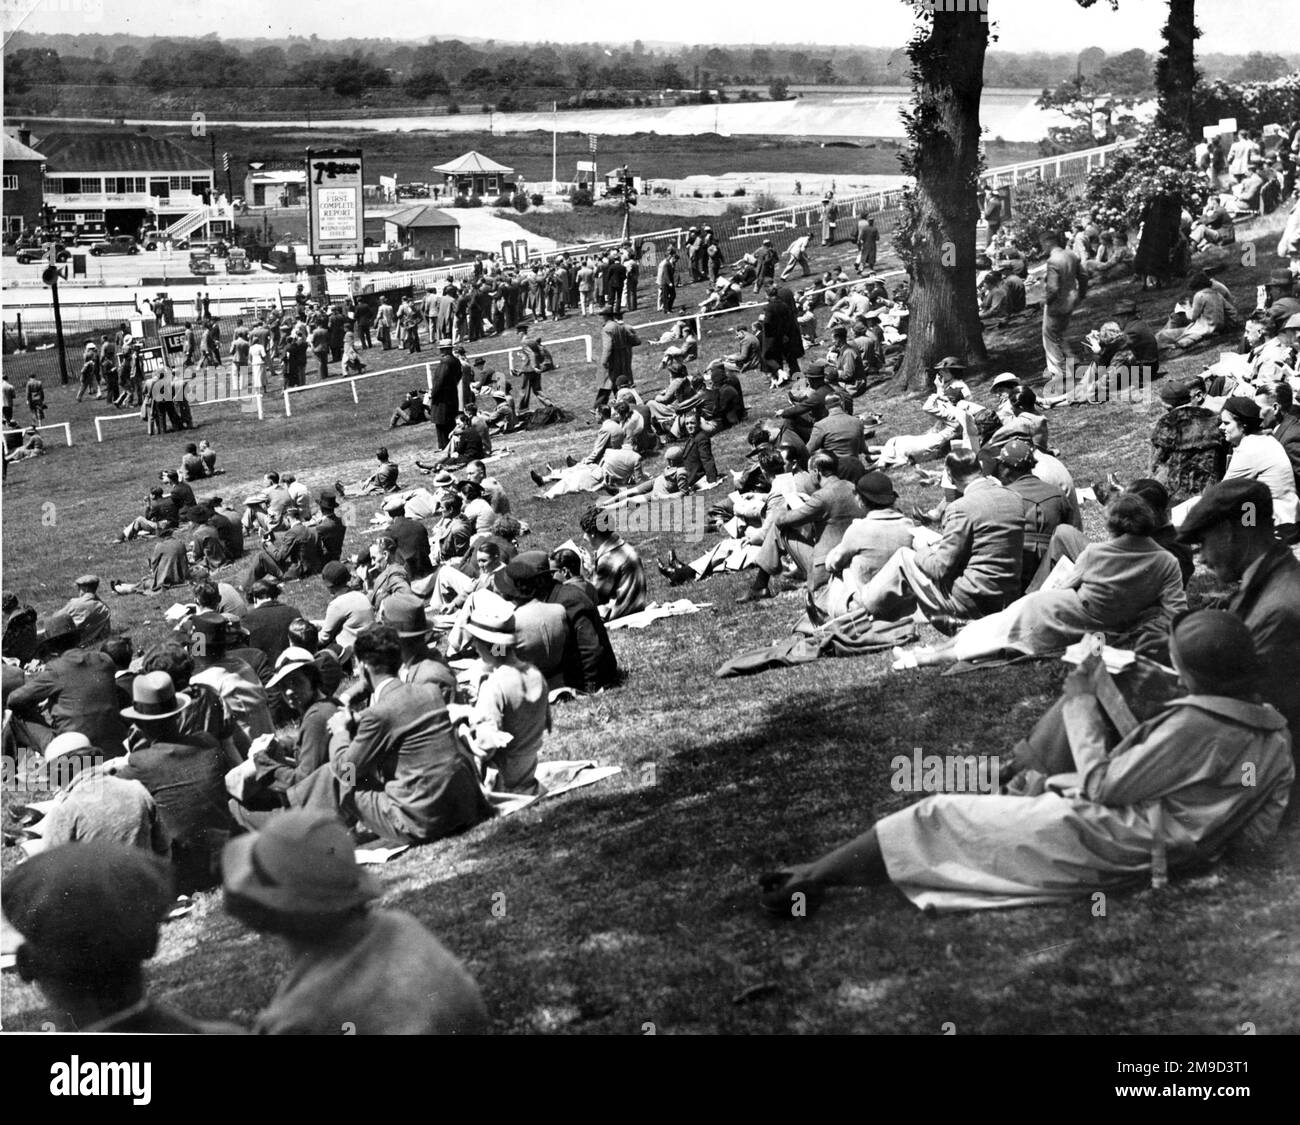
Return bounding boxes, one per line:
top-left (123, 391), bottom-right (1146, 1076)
top-left (306, 148), bottom-right (364, 258)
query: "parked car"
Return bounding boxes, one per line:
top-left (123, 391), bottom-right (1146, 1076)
top-left (16, 243), bottom-right (71, 264)
top-left (396, 182), bottom-right (430, 199)
top-left (89, 235), bottom-right (140, 256)
top-left (189, 252), bottom-right (217, 276)
top-left (225, 247), bottom-right (252, 273)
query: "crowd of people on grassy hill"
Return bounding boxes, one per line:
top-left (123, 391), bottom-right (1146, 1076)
top-left (5, 122), bottom-right (1300, 1032)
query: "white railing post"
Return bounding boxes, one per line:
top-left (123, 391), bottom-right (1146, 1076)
top-left (95, 417), bottom-right (104, 442)
top-left (283, 388), bottom-right (292, 417)
top-left (425, 362), bottom-right (434, 392)
top-left (351, 380), bottom-right (359, 404)
top-left (584, 334), bottom-right (593, 362)
top-left (63, 422), bottom-right (73, 447)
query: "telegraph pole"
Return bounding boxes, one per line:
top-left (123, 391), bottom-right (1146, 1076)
top-left (43, 247), bottom-right (70, 386)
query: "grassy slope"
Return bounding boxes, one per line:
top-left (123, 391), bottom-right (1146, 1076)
top-left (3, 217), bottom-right (1298, 1035)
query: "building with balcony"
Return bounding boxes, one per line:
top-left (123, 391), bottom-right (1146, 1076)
top-left (33, 131), bottom-right (234, 244)
top-left (3, 127), bottom-right (47, 238)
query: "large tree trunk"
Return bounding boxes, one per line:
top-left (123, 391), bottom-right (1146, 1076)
top-left (895, 7), bottom-right (989, 388)
top-left (1155, 0), bottom-right (1199, 135)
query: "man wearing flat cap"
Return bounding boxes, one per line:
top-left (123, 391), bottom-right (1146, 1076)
top-left (5, 843), bottom-right (240, 1032)
top-left (58, 574), bottom-right (111, 645)
top-left (993, 439), bottom-right (1076, 592)
top-left (1177, 478), bottom-right (1300, 739)
top-left (8, 612), bottom-right (127, 757)
top-left (222, 812), bottom-right (487, 1034)
top-left (1149, 375), bottom-right (1226, 505)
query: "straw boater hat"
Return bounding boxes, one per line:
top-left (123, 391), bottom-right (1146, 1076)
top-left (120, 671), bottom-right (190, 722)
top-left (266, 647), bottom-right (318, 690)
top-left (222, 811), bottom-right (379, 919)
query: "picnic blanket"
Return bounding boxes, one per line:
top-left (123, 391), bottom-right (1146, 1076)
top-left (716, 609), bottom-right (917, 677)
top-left (606, 600), bottom-right (711, 630)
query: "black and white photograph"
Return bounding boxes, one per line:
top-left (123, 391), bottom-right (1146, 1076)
top-left (1, 0), bottom-right (1297, 1082)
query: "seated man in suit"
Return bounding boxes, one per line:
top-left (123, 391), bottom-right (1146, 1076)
top-left (358, 447), bottom-right (399, 495)
top-left (862, 452), bottom-right (1025, 630)
top-left (739, 452), bottom-right (867, 601)
top-left (305, 625), bottom-right (491, 845)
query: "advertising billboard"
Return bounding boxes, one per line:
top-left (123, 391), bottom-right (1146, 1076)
top-left (306, 148), bottom-right (364, 258)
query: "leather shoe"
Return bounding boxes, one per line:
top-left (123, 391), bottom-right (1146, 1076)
top-left (736, 586), bottom-right (775, 603)
top-left (928, 613), bottom-right (966, 637)
top-left (530, 469), bottom-right (546, 487)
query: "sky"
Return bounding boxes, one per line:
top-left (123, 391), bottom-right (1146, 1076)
top-left (7, 0), bottom-right (1299, 56)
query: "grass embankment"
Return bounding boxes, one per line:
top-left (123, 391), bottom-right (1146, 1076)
top-left (3, 216), bottom-right (1297, 1034)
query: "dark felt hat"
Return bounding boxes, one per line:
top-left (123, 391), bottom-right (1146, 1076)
top-left (1177, 479), bottom-right (1273, 543)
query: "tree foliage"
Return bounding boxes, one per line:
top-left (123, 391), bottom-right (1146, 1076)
top-left (1083, 122), bottom-right (1206, 230)
top-left (1005, 179), bottom-right (1079, 255)
top-left (1226, 51), bottom-right (1291, 84)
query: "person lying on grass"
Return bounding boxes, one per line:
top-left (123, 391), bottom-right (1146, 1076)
top-left (598, 445), bottom-right (692, 508)
top-left (759, 610), bottom-right (1294, 916)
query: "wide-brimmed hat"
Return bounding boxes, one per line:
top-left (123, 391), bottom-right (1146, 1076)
top-left (932, 356), bottom-right (966, 372)
top-left (266, 646), bottom-right (318, 690)
top-left (317, 492), bottom-right (338, 511)
top-left (463, 590), bottom-right (517, 646)
top-left (221, 811), bottom-right (379, 918)
top-left (804, 362), bottom-right (828, 382)
top-left (855, 471), bottom-right (897, 507)
top-left (432, 470), bottom-right (456, 489)
top-left (120, 671), bottom-right (190, 721)
top-left (989, 372), bottom-right (1020, 390)
top-left (379, 593), bottom-right (430, 638)
top-left (1266, 269), bottom-right (1294, 287)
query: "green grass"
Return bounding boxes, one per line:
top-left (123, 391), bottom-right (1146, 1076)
top-left (4, 217), bottom-right (1298, 1034)
top-left (21, 123), bottom-right (1043, 196)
